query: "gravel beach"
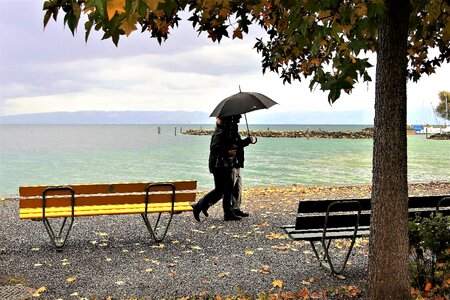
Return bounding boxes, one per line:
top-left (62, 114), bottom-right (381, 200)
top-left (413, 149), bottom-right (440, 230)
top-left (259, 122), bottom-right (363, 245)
top-left (1, 182), bottom-right (449, 299)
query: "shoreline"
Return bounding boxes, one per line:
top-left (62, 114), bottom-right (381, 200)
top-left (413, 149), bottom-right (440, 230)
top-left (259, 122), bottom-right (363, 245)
top-left (3, 181), bottom-right (448, 200)
top-left (184, 128), bottom-right (374, 139)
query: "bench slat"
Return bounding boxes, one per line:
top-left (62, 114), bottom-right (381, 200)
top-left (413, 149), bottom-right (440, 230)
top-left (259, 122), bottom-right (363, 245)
top-left (284, 225), bottom-right (370, 235)
top-left (297, 198), bottom-right (371, 213)
top-left (288, 230), bottom-right (370, 241)
top-left (408, 195), bottom-right (450, 209)
top-left (20, 202), bottom-right (194, 219)
top-left (296, 195), bottom-right (449, 213)
top-left (19, 180), bottom-right (197, 197)
top-left (294, 209), bottom-right (449, 230)
top-left (19, 192), bottom-right (196, 209)
top-left (295, 213), bottom-right (371, 230)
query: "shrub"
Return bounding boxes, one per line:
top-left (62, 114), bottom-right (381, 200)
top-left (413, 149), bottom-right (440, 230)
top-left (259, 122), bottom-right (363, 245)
top-left (409, 213), bottom-right (450, 296)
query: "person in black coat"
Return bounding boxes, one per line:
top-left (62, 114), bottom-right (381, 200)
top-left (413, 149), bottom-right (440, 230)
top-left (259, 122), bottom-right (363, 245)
top-left (192, 117), bottom-right (242, 221)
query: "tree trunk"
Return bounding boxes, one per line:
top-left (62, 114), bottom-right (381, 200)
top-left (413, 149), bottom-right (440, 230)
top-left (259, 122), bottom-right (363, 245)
top-left (368, 0), bottom-right (411, 299)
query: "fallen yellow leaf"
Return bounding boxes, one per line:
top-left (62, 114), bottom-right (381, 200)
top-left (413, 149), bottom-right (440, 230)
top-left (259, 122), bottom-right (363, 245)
top-left (273, 279), bottom-right (283, 288)
top-left (66, 277), bottom-right (76, 282)
top-left (245, 250), bottom-right (254, 255)
top-left (32, 286), bottom-right (46, 297)
top-left (146, 268), bottom-right (153, 273)
top-left (70, 292), bottom-right (79, 296)
top-left (219, 272), bottom-right (230, 277)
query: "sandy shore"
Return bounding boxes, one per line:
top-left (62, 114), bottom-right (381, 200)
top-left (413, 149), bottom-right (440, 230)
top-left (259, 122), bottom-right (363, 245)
top-left (0, 181), bottom-right (448, 299)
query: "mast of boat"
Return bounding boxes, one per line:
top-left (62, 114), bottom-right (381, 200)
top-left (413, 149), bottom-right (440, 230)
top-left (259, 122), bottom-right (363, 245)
top-left (446, 94), bottom-right (449, 127)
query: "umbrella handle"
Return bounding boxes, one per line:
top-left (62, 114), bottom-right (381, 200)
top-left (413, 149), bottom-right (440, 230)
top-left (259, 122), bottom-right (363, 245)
top-left (244, 113), bottom-right (250, 135)
top-left (244, 114), bottom-right (257, 144)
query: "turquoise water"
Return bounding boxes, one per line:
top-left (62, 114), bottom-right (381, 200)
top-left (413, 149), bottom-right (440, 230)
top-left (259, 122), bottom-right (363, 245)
top-left (1, 124), bottom-right (449, 196)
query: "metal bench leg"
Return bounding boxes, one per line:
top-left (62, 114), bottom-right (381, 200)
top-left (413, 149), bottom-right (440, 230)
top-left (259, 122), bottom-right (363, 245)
top-left (142, 183), bottom-right (175, 242)
top-left (43, 217), bottom-right (74, 251)
top-left (42, 186), bottom-right (75, 251)
top-left (141, 213), bottom-right (173, 242)
top-left (322, 238), bottom-right (357, 275)
top-left (320, 200), bottom-right (362, 275)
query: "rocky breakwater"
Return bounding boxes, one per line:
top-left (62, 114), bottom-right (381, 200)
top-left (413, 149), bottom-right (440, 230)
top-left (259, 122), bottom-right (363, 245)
top-left (429, 133), bottom-right (450, 140)
top-left (184, 128), bottom-right (374, 139)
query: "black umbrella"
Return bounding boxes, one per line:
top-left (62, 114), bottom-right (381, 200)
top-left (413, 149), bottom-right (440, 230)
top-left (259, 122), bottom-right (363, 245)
top-left (210, 92), bottom-right (278, 118)
top-left (210, 91), bottom-right (278, 140)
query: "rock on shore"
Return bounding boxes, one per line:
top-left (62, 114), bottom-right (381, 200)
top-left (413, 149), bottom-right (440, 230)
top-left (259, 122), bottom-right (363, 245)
top-left (184, 128), bottom-right (374, 139)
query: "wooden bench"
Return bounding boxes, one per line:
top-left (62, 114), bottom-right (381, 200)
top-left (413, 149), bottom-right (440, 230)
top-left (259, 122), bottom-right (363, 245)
top-left (19, 180), bottom-right (196, 250)
top-left (282, 195), bottom-right (450, 275)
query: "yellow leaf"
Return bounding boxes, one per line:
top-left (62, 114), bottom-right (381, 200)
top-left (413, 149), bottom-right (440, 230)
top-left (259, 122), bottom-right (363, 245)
top-left (32, 286), bottom-right (46, 297)
top-left (354, 3), bottom-right (367, 17)
top-left (145, 268), bottom-right (153, 273)
top-left (115, 281), bottom-right (125, 285)
top-left (245, 250), bottom-right (254, 255)
top-left (97, 232), bottom-right (108, 236)
top-left (31, 247), bottom-right (40, 251)
top-left (66, 277), bottom-right (76, 282)
top-left (219, 272), bottom-right (230, 277)
top-left (70, 292), bottom-right (79, 296)
top-left (273, 279), bottom-right (283, 288)
top-left (145, 0), bottom-right (161, 11)
top-left (191, 245), bottom-right (202, 250)
top-left (106, 0), bottom-right (126, 20)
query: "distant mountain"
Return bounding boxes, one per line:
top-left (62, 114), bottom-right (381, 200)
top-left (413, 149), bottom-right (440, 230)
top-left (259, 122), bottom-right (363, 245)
top-left (0, 111), bottom-right (211, 124)
top-left (0, 110), bottom-right (377, 125)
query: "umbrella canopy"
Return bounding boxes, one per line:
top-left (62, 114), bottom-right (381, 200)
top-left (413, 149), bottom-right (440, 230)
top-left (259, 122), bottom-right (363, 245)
top-left (209, 92), bottom-right (278, 118)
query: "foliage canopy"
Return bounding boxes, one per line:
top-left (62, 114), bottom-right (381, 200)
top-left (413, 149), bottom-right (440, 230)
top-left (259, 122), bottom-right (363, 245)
top-left (43, 0), bottom-right (450, 103)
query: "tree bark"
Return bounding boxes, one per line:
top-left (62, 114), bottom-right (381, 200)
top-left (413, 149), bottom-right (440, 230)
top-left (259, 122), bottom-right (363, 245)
top-left (368, 0), bottom-right (411, 299)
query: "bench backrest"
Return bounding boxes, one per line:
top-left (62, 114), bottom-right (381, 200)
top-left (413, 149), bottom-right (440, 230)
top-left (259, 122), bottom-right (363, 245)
top-left (19, 180), bottom-right (197, 209)
top-left (295, 195), bottom-right (450, 230)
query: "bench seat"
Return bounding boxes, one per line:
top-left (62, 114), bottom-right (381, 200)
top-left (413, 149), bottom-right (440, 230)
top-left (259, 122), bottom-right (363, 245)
top-left (20, 202), bottom-right (193, 219)
top-left (282, 225), bottom-right (370, 241)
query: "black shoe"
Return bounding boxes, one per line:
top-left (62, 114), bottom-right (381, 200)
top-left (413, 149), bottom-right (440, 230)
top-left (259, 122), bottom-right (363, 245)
top-left (192, 203), bottom-right (201, 222)
top-left (224, 213), bottom-right (242, 221)
top-left (201, 206), bottom-right (209, 217)
top-left (233, 209), bottom-right (249, 217)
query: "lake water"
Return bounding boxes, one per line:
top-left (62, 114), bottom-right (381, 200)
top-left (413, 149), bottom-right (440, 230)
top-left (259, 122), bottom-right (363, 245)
top-left (1, 124), bottom-right (449, 196)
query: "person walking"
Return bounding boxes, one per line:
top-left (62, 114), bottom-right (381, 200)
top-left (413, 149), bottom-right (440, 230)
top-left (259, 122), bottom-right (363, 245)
top-left (230, 114), bottom-right (253, 217)
top-left (192, 117), bottom-right (241, 221)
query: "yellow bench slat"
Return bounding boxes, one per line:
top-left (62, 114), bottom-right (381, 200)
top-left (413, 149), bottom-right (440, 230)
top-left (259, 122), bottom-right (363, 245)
top-left (20, 202), bottom-right (193, 219)
top-left (20, 192), bottom-right (197, 209)
top-left (20, 180), bottom-right (197, 197)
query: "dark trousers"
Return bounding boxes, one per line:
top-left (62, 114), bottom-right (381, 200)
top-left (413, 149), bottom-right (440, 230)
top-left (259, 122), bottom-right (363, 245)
top-left (200, 168), bottom-right (234, 215)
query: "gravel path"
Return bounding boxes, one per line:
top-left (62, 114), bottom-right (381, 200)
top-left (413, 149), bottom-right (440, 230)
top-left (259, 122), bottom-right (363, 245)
top-left (1, 182), bottom-right (448, 299)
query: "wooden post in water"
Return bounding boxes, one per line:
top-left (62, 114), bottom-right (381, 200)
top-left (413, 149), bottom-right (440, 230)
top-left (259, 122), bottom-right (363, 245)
top-left (174, 127), bottom-right (177, 136)
top-left (158, 126), bottom-right (161, 134)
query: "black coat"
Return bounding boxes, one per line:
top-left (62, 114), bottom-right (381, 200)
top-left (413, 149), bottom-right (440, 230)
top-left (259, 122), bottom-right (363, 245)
top-left (208, 124), bottom-right (235, 173)
top-left (231, 127), bottom-right (251, 168)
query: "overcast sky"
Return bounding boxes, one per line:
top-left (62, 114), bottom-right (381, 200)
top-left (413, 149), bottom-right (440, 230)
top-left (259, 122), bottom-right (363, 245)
top-left (1, 1), bottom-right (449, 124)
